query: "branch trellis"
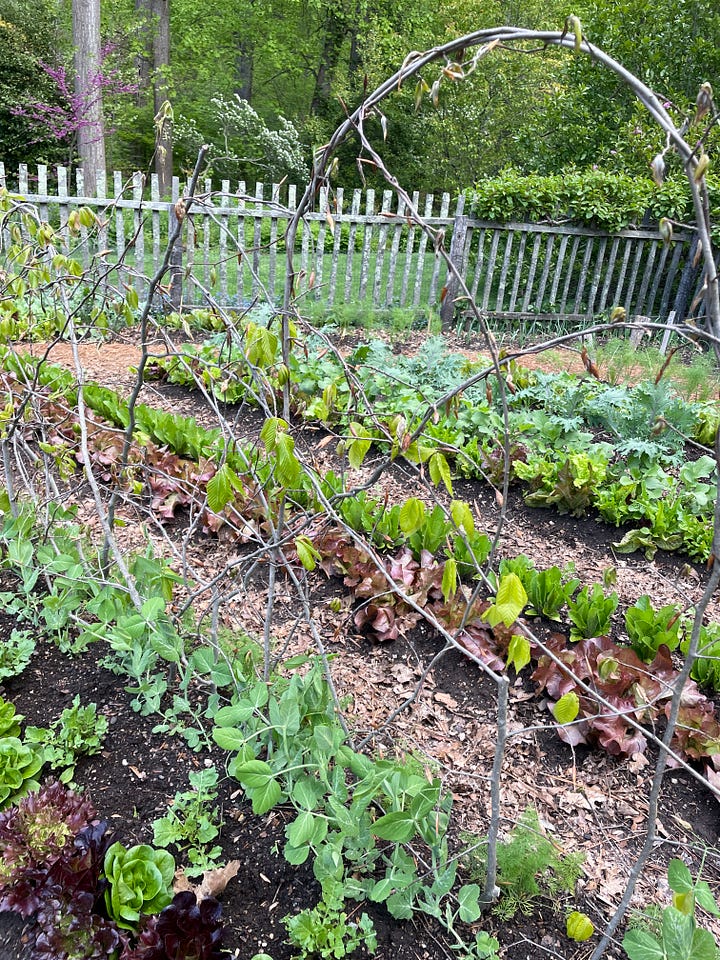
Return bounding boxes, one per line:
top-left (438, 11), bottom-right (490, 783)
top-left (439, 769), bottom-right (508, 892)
top-left (0, 24), bottom-right (718, 960)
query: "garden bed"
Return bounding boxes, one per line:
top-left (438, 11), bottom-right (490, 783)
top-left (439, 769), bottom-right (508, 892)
top-left (0, 327), bottom-right (719, 960)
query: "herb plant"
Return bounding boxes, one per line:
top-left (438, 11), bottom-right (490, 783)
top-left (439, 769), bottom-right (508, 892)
top-left (284, 900), bottom-right (377, 959)
top-left (25, 697), bottom-right (108, 784)
top-left (151, 767), bottom-right (223, 878)
top-left (0, 627), bottom-right (35, 679)
top-left (462, 807), bottom-right (584, 922)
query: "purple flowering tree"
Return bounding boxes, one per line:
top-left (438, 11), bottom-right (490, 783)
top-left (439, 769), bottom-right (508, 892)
top-left (71, 0), bottom-right (105, 194)
top-left (13, 2), bottom-right (135, 193)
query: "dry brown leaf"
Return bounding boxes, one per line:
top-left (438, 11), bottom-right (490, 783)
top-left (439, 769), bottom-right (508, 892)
top-left (389, 663), bottom-right (415, 683)
top-left (434, 691), bottom-right (458, 710)
top-left (174, 861), bottom-right (240, 901)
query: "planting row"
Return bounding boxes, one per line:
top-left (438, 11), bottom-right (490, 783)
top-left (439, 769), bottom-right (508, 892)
top-left (146, 317), bottom-right (720, 562)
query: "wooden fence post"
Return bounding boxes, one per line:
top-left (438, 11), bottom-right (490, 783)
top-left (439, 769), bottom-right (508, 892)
top-left (441, 212), bottom-right (468, 330)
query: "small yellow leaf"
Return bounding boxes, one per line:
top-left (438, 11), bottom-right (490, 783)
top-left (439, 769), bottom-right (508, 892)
top-left (566, 911), bottom-right (594, 942)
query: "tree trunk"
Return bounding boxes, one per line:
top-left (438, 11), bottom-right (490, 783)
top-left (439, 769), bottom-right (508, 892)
top-left (72, 0), bottom-right (105, 195)
top-left (151, 0), bottom-right (172, 196)
top-left (132, 0), bottom-right (153, 168)
top-left (234, 36), bottom-right (254, 102)
top-left (310, 11), bottom-right (349, 118)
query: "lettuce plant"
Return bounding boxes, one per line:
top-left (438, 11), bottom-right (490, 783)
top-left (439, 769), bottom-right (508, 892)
top-left (0, 780), bottom-right (96, 915)
top-left (0, 696), bottom-right (22, 738)
top-left (123, 891), bottom-right (230, 960)
top-left (0, 736), bottom-right (44, 808)
top-left (567, 584), bottom-right (618, 641)
top-left (104, 842), bottom-right (175, 930)
top-left (625, 595), bottom-right (681, 661)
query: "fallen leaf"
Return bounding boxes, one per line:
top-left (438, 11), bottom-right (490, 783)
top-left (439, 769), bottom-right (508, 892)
top-left (434, 691), bottom-right (458, 710)
top-left (174, 861), bottom-right (240, 901)
top-left (389, 663), bottom-right (415, 683)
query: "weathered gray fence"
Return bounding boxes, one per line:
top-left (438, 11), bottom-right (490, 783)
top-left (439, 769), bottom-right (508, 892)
top-left (0, 163), bottom-right (698, 325)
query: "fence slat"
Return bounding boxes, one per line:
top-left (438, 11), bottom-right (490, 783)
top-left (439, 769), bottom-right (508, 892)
top-left (506, 230), bottom-right (527, 314)
top-left (658, 240), bottom-right (686, 318)
top-left (236, 181), bottom-right (246, 302)
top-left (0, 168), bottom-right (695, 324)
top-left (95, 170), bottom-right (107, 293)
top-left (549, 233), bottom-right (570, 308)
top-left (267, 183), bottom-right (281, 301)
top-left (327, 187), bottom-right (343, 305)
top-left (481, 230), bottom-right (501, 311)
top-left (521, 233), bottom-right (542, 313)
top-left (372, 190), bottom-right (392, 305)
top-left (201, 178), bottom-right (212, 292)
top-left (495, 231), bottom-right (514, 312)
top-left (559, 235), bottom-right (581, 315)
top-left (150, 174), bottom-right (161, 279)
top-left (385, 194), bottom-right (406, 307)
top-left (598, 237), bottom-right (620, 313)
top-left (252, 182), bottom-right (263, 300)
top-left (612, 239), bottom-right (634, 308)
top-left (413, 194), bottom-right (434, 307)
top-left (169, 175), bottom-right (182, 310)
top-left (635, 239), bottom-right (659, 315)
top-left (37, 166), bottom-right (49, 223)
top-left (470, 227), bottom-right (486, 302)
top-left (572, 237), bottom-right (595, 315)
top-left (219, 180), bottom-right (230, 302)
top-left (534, 235), bottom-right (555, 312)
top-left (132, 171), bottom-right (145, 294)
top-left (58, 167), bottom-right (70, 254)
top-left (314, 184), bottom-right (330, 299)
top-left (359, 189), bottom-right (376, 301)
top-left (344, 189), bottom-right (361, 302)
top-left (623, 240), bottom-right (645, 313)
top-left (429, 192), bottom-right (450, 304)
top-left (645, 241), bottom-right (671, 316)
top-left (586, 237), bottom-right (607, 315)
top-left (399, 191), bottom-right (419, 308)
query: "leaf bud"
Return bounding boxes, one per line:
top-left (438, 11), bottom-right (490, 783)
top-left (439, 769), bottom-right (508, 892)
top-left (658, 218), bottom-right (673, 245)
top-left (694, 82), bottom-right (714, 125)
top-left (430, 79), bottom-right (440, 108)
top-left (562, 15), bottom-right (583, 54)
top-left (650, 153), bottom-right (666, 186)
top-left (694, 153), bottom-right (710, 181)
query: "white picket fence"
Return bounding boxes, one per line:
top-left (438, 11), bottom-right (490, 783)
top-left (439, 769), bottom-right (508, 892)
top-left (0, 163), bottom-right (697, 324)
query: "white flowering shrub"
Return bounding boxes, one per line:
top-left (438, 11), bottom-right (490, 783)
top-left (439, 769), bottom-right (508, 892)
top-left (174, 95), bottom-right (307, 183)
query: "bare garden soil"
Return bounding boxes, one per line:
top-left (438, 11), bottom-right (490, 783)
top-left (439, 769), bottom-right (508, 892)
top-left (1, 330), bottom-right (719, 959)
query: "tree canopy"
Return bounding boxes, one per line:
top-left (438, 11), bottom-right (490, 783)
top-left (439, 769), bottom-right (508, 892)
top-left (0, 0), bottom-right (718, 191)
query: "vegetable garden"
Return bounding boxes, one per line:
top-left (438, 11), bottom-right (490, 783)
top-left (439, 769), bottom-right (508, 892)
top-left (1, 24), bottom-right (720, 960)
